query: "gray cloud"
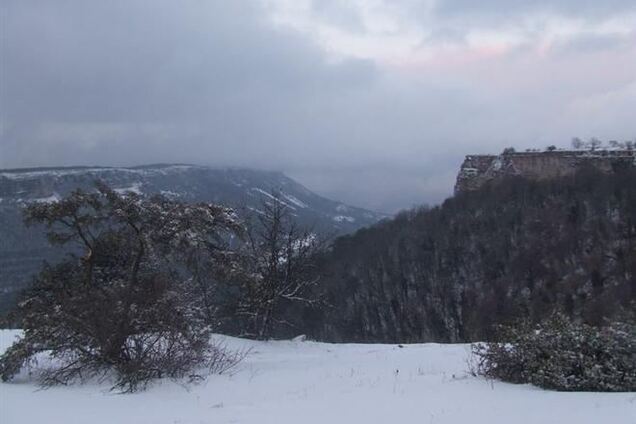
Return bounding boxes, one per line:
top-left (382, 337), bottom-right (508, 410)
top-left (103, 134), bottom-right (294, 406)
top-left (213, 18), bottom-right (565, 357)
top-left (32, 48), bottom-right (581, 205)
top-left (434, 0), bottom-right (636, 20)
top-left (3, 1), bottom-right (375, 124)
top-left (309, 0), bottom-right (366, 33)
top-left (410, 0), bottom-right (636, 47)
top-left (1, 1), bottom-right (635, 212)
top-left (549, 32), bottom-right (634, 56)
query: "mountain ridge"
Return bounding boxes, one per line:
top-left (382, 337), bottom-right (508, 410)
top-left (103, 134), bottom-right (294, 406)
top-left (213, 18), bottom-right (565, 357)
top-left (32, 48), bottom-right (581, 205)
top-left (0, 164), bottom-right (386, 315)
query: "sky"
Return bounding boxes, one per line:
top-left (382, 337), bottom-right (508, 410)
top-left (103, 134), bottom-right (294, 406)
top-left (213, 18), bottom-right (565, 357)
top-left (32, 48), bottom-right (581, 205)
top-left (1, 1), bottom-right (635, 212)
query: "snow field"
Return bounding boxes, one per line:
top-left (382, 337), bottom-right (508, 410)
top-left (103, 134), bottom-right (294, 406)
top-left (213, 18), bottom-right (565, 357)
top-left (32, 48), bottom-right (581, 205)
top-left (1, 330), bottom-right (634, 424)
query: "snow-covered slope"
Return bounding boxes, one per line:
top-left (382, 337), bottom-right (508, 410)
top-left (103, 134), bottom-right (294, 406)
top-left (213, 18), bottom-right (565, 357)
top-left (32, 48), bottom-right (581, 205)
top-left (0, 164), bottom-right (383, 231)
top-left (0, 165), bottom-right (386, 314)
top-left (1, 330), bottom-right (633, 424)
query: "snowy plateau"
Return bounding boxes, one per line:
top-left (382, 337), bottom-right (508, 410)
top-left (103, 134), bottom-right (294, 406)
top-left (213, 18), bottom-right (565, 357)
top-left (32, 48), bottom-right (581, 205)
top-left (1, 330), bottom-right (634, 424)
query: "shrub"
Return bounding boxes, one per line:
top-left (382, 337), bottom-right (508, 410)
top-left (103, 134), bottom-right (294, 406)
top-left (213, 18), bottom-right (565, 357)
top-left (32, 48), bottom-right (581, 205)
top-left (471, 313), bottom-right (636, 391)
top-left (0, 183), bottom-right (244, 392)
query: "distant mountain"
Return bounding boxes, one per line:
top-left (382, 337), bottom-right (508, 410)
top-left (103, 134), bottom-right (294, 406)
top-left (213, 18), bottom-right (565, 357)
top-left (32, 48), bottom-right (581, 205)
top-left (0, 164), bottom-right (386, 315)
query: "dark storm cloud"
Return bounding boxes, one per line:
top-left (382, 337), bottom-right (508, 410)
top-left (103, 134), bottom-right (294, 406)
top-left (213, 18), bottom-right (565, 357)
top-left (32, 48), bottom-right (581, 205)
top-left (2, 1), bottom-right (374, 124)
top-left (0, 0), bottom-right (466, 211)
top-left (1, 1), bottom-right (378, 190)
top-left (1, 1), bottom-right (635, 212)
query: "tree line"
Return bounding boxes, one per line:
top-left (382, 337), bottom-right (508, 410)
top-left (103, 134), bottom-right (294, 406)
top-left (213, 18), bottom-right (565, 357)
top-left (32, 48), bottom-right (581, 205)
top-left (309, 165), bottom-right (635, 343)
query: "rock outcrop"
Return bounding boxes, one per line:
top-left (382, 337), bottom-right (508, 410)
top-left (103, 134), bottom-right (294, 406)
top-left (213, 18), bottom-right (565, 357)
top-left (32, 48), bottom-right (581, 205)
top-left (455, 150), bottom-right (636, 193)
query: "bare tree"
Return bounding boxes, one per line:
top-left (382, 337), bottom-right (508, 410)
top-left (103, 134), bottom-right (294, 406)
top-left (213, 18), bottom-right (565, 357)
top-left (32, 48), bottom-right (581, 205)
top-left (571, 137), bottom-right (584, 149)
top-left (238, 192), bottom-right (324, 339)
top-left (588, 137), bottom-right (603, 151)
top-left (608, 140), bottom-right (624, 149)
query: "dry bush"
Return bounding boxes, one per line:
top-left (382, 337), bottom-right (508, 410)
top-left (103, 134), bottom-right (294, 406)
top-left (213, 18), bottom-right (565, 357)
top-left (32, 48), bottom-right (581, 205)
top-left (471, 312), bottom-right (636, 392)
top-left (0, 183), bottom-right (245, 392)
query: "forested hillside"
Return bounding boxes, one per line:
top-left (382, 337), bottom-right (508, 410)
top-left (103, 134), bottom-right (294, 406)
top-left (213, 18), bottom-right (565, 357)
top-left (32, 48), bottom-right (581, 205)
top-left (0, 165), bottom-right (384, 316)
top-left (310, 166), bottom-right (636, 343)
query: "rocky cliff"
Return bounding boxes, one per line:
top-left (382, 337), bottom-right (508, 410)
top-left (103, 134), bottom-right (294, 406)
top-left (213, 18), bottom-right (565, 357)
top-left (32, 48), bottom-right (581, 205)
top-left (455, 150), bottom-right (636, 193)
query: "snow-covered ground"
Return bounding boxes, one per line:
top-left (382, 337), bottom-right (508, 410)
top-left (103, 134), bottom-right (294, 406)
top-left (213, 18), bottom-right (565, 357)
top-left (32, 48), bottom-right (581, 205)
top-left (1, 330), bottom-right (634, 424)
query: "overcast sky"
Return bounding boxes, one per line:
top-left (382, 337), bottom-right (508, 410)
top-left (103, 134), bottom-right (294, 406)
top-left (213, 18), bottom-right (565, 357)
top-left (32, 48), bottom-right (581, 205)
top-left (1, 1), bottom-right (635, 212)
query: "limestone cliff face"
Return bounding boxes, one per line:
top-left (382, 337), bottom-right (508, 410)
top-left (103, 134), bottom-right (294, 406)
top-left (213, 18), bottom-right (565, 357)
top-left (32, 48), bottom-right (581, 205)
top-left (455, 150), bottom-right (636, 193)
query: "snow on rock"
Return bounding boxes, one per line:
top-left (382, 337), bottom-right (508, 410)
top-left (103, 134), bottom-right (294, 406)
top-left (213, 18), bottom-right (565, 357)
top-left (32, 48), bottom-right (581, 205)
top-left (281, 193), bottom-right (308, 209)
top-left (31, 193), bottom-right (61, 204)
top-left (1, 330), bottom-right (633, 424)
top-left (333, 215), bottom-right (355, 223)
top-left (250, 188), bottom-right (297, 210)
top-left (160, 190), bottom-right (181, 199)
top-left (0, 165), bottom-right (198, 181)
top-left (114, 182), bottom-right (143, 195)
top-left (491, 156), bottom-right (503, 171)
top-left (15, 193), bottom-right (61, 204)
top-left (0, 168), bottom-right (111, 180)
